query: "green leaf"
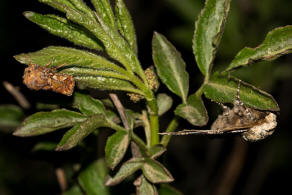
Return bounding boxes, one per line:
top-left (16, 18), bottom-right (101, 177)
top-left (69, 0), bottom-right (94, 17)
top-left (193, 0), bottom-right (231, 75)
top-left (105, 130), bottom-right (130, 169)
top-left (53, 2), bottom-right (144, 79)
top-left (174, 94), bottom-right (208, 126)
top-left (56, 114), bottom-right (107, 150)
top-left (75, 76), bottom-right (144, 95)
top-left (23, 12), bottom-right (103, 50)
top-left (115, 0), bottom-right (137, 53)
top-left (14, 46), bottom-right (126, 74)
top-left (105, 158), bottom-right (144, 186)
top-left (62, 185), bottom-right (83, 195)
top-left (149, 144), bottom-right (166, 159)
top-left (142, 159), bottom-right (174, 184)
top-left (157, 94), bottom-right (173, 116)
top-left (94, 9), bottom-right (145, 79)
top-left (91, 0), bottom-right (116, 29)
top-left (32, 142), bottom-right (57, 151)
top-left (73, 93), bottom-right (106, 116)
top-left (40, 0), bottom-right (76, 13)
top-left (13, 109), bottom-right (87, 137)
top-left (61, 67), bottom-right (131, 81)
top-left (203, 73), bottom-right (280, 111)
top-left (227, 26), bottom-right (292, 71)
top-left (0, 105), bottom-right (24, 129)
top-left (78, 159), bottom-right (110, 195)
top-left (158, 184), bottom-right (183, 195)
top-left (134, 175), bottom-right (158, 195)
top-left (152, 32), bottom-right (189, 102)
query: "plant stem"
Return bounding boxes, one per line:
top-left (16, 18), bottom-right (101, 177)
top-left (160, 116), bottom-right (180, 147)
top-left (147, 97), bottom-right (159, 147)
top-left (107, 117), bottom-right (148, 152)
top-left (109, 93), bottom-right (130, 130)
top-left (108, 93), bottom-right (148, 152)
top-left (131, 133), bottom-right (148, 152)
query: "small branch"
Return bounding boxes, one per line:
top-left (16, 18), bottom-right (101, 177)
top-left (109, 93), bottom-right (130, 130)
top-left (109, 93), bottom-right (148, 152)
top-left (160, 116), bottom-right (179, 147)
top-left (213, 137), bottom-right (248, 195)
top-left (55, 168), bottom-right (67, 192)
top-left (3, 81), bottom-right (30, 109)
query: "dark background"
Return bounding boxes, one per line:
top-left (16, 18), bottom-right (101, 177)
top-left (1, 0), bottom-right (292, 194)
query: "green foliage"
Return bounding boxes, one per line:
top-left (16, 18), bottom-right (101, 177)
top-left (157, 93), bottom-right (173, 116)
top-left (227, 26), bottom-right (292, 71)
top-left (14, 109), bottom-right (87, 137)
top-left (105, 130), bottom-right (130, 170)
top-left (10, 0), bottom-right (292, 194)
top-left (152, 32), bottom-right (189, 103)
top-left (174, 94), bottom-right (208, 126)
top-left (0, 105), bottom-right (24, 131)
top-left (193, 0), bottom-right (231, 76)
top-left (78, 159), bottom-right (110, 195)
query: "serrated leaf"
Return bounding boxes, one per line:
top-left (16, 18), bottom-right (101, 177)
top-left (13, 109), bottom-right (87, 137)
top-left (91, 0), bottom-right (116, 29)
top-left (23, 12), bottom-right (103, 50)
top-left (115, 0), bottom-right (137, 54)
top-left (152, 32), bottom-right (189, 102)
top-left (142, 159), bottom-right (174, 184)
top-left (157, 93), bottom-right (173, 116)
top-left (75, 76), bottom-right (144, 95)
top-left (52, 2), bottom-right (144, 78)
top-left (158, 184), bottom-right (183, 195)
top-left (62, 185), bottom-right (83, 195)
top-left (32, 142), bottom-right (57, 151)
top-left (134, 175), bottom-right (158, 195)
top-left (56, 114), bottom-right (107, 150)
top-left (0, 105), bottom-right (24, 129)
top-left (94, 9), bottom-right (145, 79)
top-left (105, 130), bottom-right (130, 169)
top-left (78, 159), bottom-right (110, 195)
top-left (73, 92), bottom-right (106, 116)
top-left (193, 0), bottom-right (231, 75)
top-left (174, 94), bottom-right (208, 126)
top-left (227, 26), bottom-right (292, 71)
top-left (14, 46), bottom-right (125, 74)
top-left (203, 73), bottom-right (279, 111)
top-left (105, 158), bottom-right (144, 186)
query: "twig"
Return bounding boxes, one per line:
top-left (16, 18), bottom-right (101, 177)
top-left (109, 93), bottom-right (130, 130)
top-left (3, 81), bottom-right (30, 109)
top-left (213, 137), bottom-right (248, 195)
top-left (55, 168), bottom-right (67, 192)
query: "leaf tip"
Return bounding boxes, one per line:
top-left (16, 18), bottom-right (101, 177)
top-left (23, 11), bottom-right (34, 18)
top-left (12, 129), bottom-right (26, 137)
top-left (104, 175), bottom-right (114, 186)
